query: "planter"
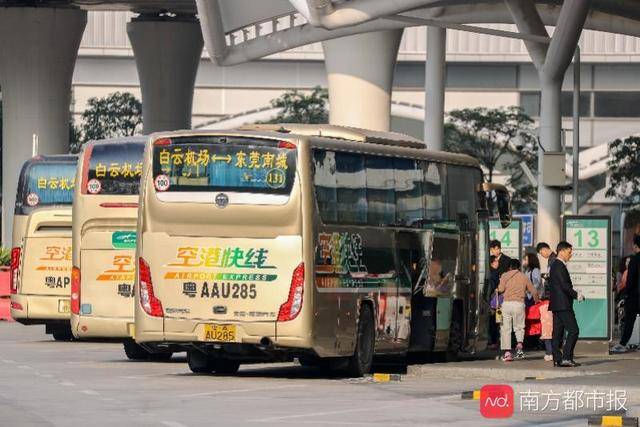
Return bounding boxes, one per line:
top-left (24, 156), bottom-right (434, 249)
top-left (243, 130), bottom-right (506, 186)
top-left (0, 267), bottom-right (10, 297)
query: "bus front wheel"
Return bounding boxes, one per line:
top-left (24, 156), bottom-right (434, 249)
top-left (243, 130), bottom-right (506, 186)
top-left (347, 304), bottom-right (375, 377)
top-left (187, 350), bottom-right (215, 374)
top-left (123, 339), bottom-right (149, 360)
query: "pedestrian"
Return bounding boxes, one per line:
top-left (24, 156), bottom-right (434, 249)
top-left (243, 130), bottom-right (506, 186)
top-left (488, 255), bottom-right (501, 349)
top-left (549, 241), bottom-right (584, 367)
top-left (490, 240), bottom-right (512, 277)
top-left (612, 235), bottom-right (640, 353)
top-left (497, 258), bottom-right (539, 361)
top-left (536, 242), bottom-right (557, 297)
top-left (536, 242), bottom-right (557, 265)
top-left (523, 253), bottom-right (543, 304)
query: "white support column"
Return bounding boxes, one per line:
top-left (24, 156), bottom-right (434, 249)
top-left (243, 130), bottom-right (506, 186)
top-left (506, 0), bottom-right (589, 247)
top-left (0, 7), bottom-right (86, 246)
top-left (424, 26), bottom-right (446, 150)
top-left (322, 30), bottom-right (403, 132)
top-left (127, 15), bottom-right (203, 133)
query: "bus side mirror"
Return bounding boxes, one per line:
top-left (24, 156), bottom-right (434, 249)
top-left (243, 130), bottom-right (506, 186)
top-left (480, 183), bottom-right (512, 228)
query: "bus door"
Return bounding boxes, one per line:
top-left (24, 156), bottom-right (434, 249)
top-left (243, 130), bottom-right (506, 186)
top-left (429, 232), bottom-right (459, 351)
top-left (473, 213), bottom-right (491, 349)
top-left (394, 230), bottom-right (424, 350)
top-left (409, 230), bottom-right (458, 352)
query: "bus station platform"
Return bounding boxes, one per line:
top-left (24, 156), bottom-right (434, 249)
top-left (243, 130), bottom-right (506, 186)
top-left (407, 350), bottom-right (640, 397)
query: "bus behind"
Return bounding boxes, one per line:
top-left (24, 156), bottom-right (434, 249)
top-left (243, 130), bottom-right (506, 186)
top-left (70, 137), bottom-right (169, 359)
top-left (10, 155), bottom-right (78, 340)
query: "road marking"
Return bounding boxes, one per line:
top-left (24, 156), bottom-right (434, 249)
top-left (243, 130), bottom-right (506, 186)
top-left (60, 381), bottom-right (75, 387)
top-left (249, 400), bottom-right (420, 423)
top-left (41, 374), bottom-right (54, 379)
top-left (161, 422), bottom-right (188, 427)
top-left (81, 389), bottom-right (100, 396)
top-left (179, 384), bottom-right (306, 398)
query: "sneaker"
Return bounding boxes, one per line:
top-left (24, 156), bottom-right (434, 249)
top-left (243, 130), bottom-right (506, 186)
top-left (544, 354), bottom-right (554, 362)
top-left (611, 344), bottom-right (629, 354)
top-left (502, 351), bottom-right (513, 362)
top-left (515, 343), bottom-right (524, 359)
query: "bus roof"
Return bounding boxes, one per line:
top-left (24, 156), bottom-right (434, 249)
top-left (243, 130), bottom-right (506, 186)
top-left (146, 127), bottom-right (481, 170)
top-left (84, 136), bottom-right (147, 147)
top-left (21, 154), bottom-right (78, 167)
top-left (238, 123), bottom-right (426, 149)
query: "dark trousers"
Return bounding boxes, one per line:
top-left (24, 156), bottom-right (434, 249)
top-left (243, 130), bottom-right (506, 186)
top-left (488, 313), bottom-right (499, 345)
top-left (621, 298), bottom-right (639, 346)
top-left (552, 310), bottom-right (579, 362)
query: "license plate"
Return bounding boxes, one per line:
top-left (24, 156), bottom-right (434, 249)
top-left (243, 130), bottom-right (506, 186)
top-left (58, 299), bottom-right (70, 314)
top-left (203, 324), bottom-right (236, 342)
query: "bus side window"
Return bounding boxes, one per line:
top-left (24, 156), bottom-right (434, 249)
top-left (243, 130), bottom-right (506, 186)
top-left (365, 155), bottom-right (396, 226)
top-left (422, 162), bottom-right (446, 222)
top-left (394, 159), bottom-right (422, 227)
top-left (313, 150), bottom-right (338, 223)
top-left (335, 152), bottom-right (367, 225)
top-left (447, 165), bottom-right (475, 230)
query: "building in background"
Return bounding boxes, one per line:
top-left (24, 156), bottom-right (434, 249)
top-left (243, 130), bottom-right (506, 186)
top-left (19, 11), bottom-right (640, 255)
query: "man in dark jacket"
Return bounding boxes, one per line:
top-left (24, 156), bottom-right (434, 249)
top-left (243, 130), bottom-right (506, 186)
top-left (490, 240), bottom-right (512, 278)
top-left (612, 235), bottom-right (640, 353)
top-left (549, 241), bottom-right (584, 367)
top-left (536, 242), bottom-right (557, 298)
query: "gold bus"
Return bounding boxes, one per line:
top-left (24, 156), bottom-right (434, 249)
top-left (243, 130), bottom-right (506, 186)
top-left (10, 155), bottom-right (78, 340)
top-left (71, 137), bottom-right (170, 360)
top-left (134, 125), bottom-right (511, 376)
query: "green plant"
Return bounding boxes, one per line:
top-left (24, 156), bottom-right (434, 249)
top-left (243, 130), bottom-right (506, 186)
top-left (0, 247), bottom-right (11, 267)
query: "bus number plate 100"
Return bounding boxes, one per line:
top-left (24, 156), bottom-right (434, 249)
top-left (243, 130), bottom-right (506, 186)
top-left (203, 324), bottom-right (236, 342)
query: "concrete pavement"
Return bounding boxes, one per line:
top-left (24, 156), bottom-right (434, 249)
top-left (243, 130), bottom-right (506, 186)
top-left (0, 322), bottom-right (638, 426)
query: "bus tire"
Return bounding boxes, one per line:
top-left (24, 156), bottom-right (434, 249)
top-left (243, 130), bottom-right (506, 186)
top-left (297, 355), bottom-right (320, 367)
top-left (52, 330), bottom-right (74, 342)
top-left (123, 339), bottom-right (150, 361)
top-left (214, 359), bottom-right (240, 375)
top-left (148, 352), bottom-right (173, 362)
top-left (187, 350), bottom-right (215, 374)
top-left (347, 304), bottom-right (375, 377)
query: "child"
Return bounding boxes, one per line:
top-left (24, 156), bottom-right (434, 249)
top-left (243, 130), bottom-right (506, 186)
top-left (539, 293), bottom-right (554, 361)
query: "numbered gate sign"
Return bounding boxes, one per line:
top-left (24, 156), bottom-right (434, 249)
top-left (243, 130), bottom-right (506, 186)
top-left (489, 218), bottom-right (522, 261)
top-left (562, 216), bottom-right (611, 340)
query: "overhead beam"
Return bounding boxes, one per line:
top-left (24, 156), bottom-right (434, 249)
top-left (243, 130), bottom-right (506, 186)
top-left (386, 14), bottom-right (551, 44)
top-left (504, 0), bottom-right (549, 69)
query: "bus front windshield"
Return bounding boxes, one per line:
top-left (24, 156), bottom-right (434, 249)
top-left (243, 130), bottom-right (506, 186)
top-left (151, 137), bottom-right (296, 195)
top-left (16, 162), bottom-right (77, 215)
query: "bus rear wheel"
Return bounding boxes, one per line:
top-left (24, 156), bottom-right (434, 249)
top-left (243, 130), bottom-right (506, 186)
top-left (214, 359), bottom-right (240, 375)
top-left (123, 339), bottom-right (149, 360)
top-left (52, 330), bottom-right (74, 342)
top-left (187, 350), bottom-right (215, 374)
top-left (347, 304), bottom-right (375, 377)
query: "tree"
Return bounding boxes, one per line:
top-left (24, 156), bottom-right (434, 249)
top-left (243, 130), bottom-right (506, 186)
top-left (79, 92), bottom-right (142, 145)
top-left (261, 86), bottom-right (328, 124)
top-left (444, 106), bottom-right (538, 213)
top-left (607, 135), bottom-right (640, 206)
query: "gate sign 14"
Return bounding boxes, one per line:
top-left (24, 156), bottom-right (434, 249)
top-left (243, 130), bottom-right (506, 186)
top-left (489, 218), bottom-right (522, 261)
top-left (563, 216), bottom-right (610, 340)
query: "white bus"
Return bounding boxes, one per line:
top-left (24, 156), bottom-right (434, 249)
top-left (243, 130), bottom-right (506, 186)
top-left (134, 125), bottom-right (510, 376)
